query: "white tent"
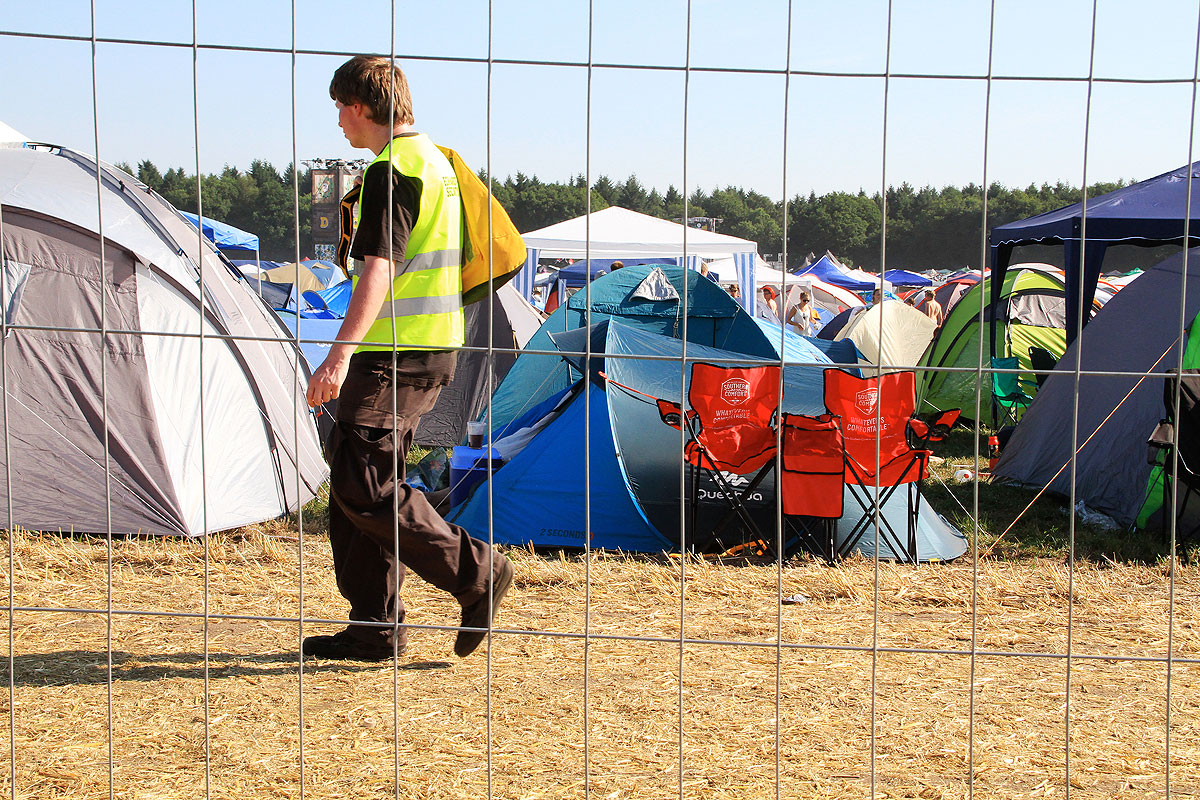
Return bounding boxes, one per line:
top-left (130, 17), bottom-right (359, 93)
top-left (516, 206), bottom-right (760, 309)
top-left (838, 300), bottom-right (937, 372)
top-left (0, 120), bottom-right (29, 148)
top-left (705, 254), bottom-right (776, 282)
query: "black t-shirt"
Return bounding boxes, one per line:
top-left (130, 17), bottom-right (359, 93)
top-left (349, 135), bottom-right (423, 263)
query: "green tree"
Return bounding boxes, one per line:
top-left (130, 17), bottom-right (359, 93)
top-left (616, 175), bottom-right (651, 214)
top-left (591, 175), bottom-right (619, 207)
top-left (788, 191), bottom-right (881, 268)
top-left (136, 160), bottom-right (162, 187)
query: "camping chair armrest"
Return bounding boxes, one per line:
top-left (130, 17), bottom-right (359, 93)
top-left (1147, 419), bottom-right (1175, 465)
top-left (1147, 420), bottom-right (1196, 478)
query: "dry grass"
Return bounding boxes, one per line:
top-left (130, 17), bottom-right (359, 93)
top-left (1, 525), bottom-right (1199, 799)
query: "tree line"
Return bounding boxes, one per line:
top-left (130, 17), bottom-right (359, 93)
top-left (122, 158), bottom-right (1137, 271)
top-left (118, 159), bottom-right (315, 260)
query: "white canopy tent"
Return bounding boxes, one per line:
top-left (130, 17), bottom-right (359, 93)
top-left (516, 206), bottom-right (760, 309)
top-left (705, 257), bottom-right (865, 333)
top-left (0, 120), bottom-right (29, 148)
top-left (705, 254), bottom-right (773, 283)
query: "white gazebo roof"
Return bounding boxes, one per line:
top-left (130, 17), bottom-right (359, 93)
top-left (523, 206), bottom-right (758, 259)
top-left (0, 120), bottom-right (29, 148)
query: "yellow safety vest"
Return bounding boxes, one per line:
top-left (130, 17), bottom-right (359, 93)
top-left (353, 133), bottom-right (464, 352)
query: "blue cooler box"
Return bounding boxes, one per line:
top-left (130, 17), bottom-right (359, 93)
top-left (448, 447), bottom-right (505, 509)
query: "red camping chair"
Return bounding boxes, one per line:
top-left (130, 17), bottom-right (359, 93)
top-left (908, 408), bottom-right (961, 449)
top-left (657, 362), bottom-right (780, 551)
top-left (779, 413), bottom-right (845, 562)
top-left (823, 368), bottom-right (929, 563)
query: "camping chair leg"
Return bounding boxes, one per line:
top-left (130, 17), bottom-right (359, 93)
top-left (839, 484), bottom-right (912, 563)
top-left (907, 481), bottom-right (921, 564)
top-left (687, 447), bottom-right (770, 552)
top-left (706, 462), bottom-right (775, 547)
top-left (688, 461), bottom-right (701, 553)
top-left (839, 456), bottom-right (924, 563)
top-left (1167, 468), bottom-right (1200, 547)
top-left (784, 516), bottom-right (838, 563)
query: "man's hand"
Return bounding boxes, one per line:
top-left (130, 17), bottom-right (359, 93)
top-left (306, 350), bottom-right (352, 408)
top-left (304, 256), bottom-right (395, 409)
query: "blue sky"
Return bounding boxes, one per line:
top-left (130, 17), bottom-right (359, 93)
top-left (3, 0), bottom-right (1200, 199)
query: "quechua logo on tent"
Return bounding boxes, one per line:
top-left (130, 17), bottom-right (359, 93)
top-left (720, 378), bottom-right (751, 406)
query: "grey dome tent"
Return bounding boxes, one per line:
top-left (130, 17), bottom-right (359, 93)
top-left (992, 248), bottom-right (1200, 526)
top-left (414, 283), bottom-right (544, 446)
top-left (0, 144), bottom-right (327, 536)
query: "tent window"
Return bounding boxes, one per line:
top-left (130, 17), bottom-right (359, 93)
top-left (2, 258), bottom-right (32, 326)
top-left (1009, 292), bottom-right (1066, 329)
top-left (628, 267), bottom-right (681, 303)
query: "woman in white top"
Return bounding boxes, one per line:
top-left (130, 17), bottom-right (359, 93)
top-left (786, 290), bottom-right (816, 336)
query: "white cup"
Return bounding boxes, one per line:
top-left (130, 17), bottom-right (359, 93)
top-left (467, 421), bottom-right (486, 449)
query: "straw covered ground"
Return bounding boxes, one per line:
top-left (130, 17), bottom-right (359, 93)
top-left (1, 522), bottom-right (1199, 800)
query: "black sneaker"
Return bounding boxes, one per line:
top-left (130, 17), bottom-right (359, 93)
top-left (302, 629), bottom-right (403, 662)
top-left (455, 558), bottom-right (515, 658)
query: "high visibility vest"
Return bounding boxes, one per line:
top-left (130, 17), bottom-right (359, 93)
top-left (353, 133), bottom-right (464, 352)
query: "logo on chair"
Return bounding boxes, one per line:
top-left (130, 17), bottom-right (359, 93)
top-left (855, 387), bottom-right (878, 415)
top-left (720, 378), bottom-right (751, 405)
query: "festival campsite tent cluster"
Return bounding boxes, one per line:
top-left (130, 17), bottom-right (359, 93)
top-left (5, 123), bottom-right (1199, 559)
top-left (517, 206), bottom-right (762, 310)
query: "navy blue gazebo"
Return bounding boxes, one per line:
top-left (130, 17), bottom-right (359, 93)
top-left (990, 162), bottom-right (1200, 348)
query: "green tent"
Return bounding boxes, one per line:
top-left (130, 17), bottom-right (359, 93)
top-left (917, 266), bottom-right (1067, 426)
top-left (1138, 316), bottom-right (1200, 530)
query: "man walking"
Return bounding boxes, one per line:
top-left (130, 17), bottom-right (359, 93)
top-left (303, 55), bottom-right (513, 662)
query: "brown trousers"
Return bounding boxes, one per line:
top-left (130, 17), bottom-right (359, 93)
top-left (325, 358), bottom-right (498, 649)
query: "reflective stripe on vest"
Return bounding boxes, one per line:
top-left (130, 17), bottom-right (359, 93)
top-left (353, 133), bottom-right (464, 352)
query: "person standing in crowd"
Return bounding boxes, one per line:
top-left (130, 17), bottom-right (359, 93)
top-left (759, 285), bottom-right (781, 321)
top-left (787, 290), bottom-right (816, 336)
top-left (923, 288), bottom-right (944, 327)
top-left (303, 55), bottom-right (514, 662)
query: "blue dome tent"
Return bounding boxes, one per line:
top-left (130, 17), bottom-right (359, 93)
top-left (483, 264), bottom-right (853, 435)
top-left (449, 319), bottom-right (967, 560)
top-left (179, 211), bottom-right (260, 261)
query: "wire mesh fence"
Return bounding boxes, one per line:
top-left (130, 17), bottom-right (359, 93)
top-left (2, 1), bottom-right (1200, 798)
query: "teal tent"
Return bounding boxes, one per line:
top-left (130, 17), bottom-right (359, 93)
top-left (486, 264), bottom-right (849, 433)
